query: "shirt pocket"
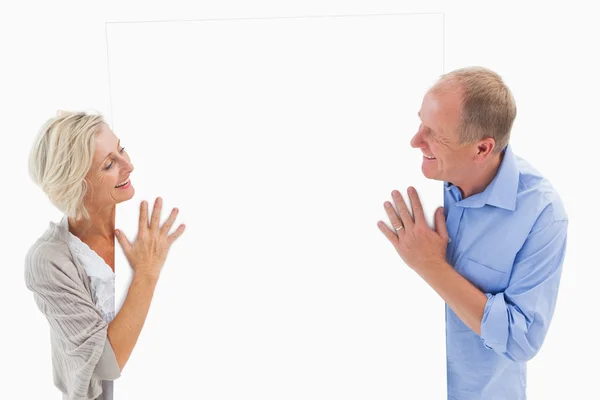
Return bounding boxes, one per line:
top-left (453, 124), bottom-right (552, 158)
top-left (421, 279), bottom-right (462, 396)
top-left (460, 258), bottom-right (510, 294)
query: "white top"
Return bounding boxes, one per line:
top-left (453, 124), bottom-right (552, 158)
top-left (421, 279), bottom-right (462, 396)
top-left (61, 216), bottom-right (116, 400)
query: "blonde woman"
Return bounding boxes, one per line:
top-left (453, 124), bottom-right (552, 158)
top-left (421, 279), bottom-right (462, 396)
top-left (25, 111), bottom-right (185, 400)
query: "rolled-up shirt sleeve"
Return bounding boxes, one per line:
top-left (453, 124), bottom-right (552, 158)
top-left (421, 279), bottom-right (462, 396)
top-left (25, 248), bottom-right (121, 399)
top-left (480, 212), bottom-right (568, 362)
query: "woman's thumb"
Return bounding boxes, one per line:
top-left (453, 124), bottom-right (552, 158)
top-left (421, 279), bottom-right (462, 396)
top-left (114, 229), bottom-right (131, 253)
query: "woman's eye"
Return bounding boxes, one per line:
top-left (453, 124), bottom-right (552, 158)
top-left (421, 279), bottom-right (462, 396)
top-left (105, 148), bottom-right (126, 170)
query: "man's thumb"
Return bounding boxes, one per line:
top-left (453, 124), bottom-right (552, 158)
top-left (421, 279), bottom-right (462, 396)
top-left (435, 207), bottom-right (449, 239)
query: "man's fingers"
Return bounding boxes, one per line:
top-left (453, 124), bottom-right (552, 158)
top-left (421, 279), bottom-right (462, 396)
top-left (384, 201), bottom-right (405, 233)
top-left (377, 221), bottom-right (399, 246)
top-left (407, 187), bottom-right (427, 226)
top-left (391, 190), bottom-right (414, 230)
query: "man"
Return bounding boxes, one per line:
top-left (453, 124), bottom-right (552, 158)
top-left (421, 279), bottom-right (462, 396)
top-left (377, 66), bottom-right (568, 399)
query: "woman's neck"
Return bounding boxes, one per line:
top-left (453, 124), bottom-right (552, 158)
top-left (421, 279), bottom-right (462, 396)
top-left (67, 205), bottom-right (116, 242)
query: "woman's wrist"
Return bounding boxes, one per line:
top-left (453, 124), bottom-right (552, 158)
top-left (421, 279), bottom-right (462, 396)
top-left (132, 271), bottom-right (160, 286)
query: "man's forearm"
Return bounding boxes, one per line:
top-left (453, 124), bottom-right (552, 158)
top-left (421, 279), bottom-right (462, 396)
top-left (107, 273), bottom-right (159, 370)
top-left (416, 262), bottom-right (488, 335)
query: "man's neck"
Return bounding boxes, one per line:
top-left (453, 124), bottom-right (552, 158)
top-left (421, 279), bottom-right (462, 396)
top-left (68, 205), bottom-right (116, 242)
top-left (455, 151), bottom-right (504, 199)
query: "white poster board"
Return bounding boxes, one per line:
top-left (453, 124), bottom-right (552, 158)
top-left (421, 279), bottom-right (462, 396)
top-left (107, 14), bottom-right (445, 399)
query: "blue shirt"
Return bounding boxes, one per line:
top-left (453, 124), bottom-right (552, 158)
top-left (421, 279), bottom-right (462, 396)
top-left (443, 144), bottom-right (568, 400)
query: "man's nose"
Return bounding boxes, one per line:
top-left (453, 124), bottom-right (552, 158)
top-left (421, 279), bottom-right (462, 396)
top-left (410, 132), bottom-right (423, 148)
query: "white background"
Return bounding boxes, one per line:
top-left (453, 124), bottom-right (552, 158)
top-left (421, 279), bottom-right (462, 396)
top-left (107, 14), bottom-right (444, 399)
top-left (1, 1), bottom-right (596, 399)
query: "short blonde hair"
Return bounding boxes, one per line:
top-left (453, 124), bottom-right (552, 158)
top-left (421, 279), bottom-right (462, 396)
top-left (28, 110), bottom-right (106, 220)
top-left (432, 66), bottom-right (517, 154)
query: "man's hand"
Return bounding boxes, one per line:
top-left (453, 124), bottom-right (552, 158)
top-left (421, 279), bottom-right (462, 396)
top-left (377, 186), bottom-right (449, 272)
top-left (378, 186), bottom-right (488, 334)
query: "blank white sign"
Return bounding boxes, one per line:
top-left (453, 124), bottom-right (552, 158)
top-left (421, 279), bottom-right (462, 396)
top-left (107, 14), bottom-right (444, 399)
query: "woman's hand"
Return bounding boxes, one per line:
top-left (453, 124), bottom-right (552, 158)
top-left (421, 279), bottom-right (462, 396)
top-left (115, 197), bottom-right (185, 279)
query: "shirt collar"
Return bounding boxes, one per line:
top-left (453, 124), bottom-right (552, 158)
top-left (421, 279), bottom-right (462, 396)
top-left (444, 143), bottom-right (519, 211)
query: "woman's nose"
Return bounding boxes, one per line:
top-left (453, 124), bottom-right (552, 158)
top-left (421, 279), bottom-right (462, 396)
top-left (123, 159), bottom-right (134, 173)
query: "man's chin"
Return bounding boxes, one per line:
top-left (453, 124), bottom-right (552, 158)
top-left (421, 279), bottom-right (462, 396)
top-left (421, 164), bottom-right (440, 180)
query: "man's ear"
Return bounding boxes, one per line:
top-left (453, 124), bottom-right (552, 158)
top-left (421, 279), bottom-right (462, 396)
top-left (476, 138), bottom-right (496, 160)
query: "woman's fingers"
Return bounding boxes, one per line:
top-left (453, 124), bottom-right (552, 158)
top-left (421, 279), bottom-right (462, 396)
top-left (160, 207), bottom-right (179, 236)
top-left (138, 200), bottom-right (149, 232)
top-left (149, 197), bottom-right (162, 232)
top-left (138, 196), bottom-right (184, 248)
top-left (167, 224), bottom-right (186, 246)
top-left (114, 229), bottom-right (132, 255)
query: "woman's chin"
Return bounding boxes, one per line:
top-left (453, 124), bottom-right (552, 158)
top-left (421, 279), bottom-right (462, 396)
top-left (124, 187), bottom-right (135, 199)
top-left (115, 186), bottom-right (135, 203)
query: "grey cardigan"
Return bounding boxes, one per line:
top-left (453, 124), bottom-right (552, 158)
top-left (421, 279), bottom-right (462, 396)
top-left (24, 218), bottom-right (121, 400)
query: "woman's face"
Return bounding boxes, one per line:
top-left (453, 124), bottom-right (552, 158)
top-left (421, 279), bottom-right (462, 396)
top-left (83, 122), bottom-right (135, 213)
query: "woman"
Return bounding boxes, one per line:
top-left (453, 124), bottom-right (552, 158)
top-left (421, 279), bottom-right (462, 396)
top-left (24, 110), bottom-right (186, 400)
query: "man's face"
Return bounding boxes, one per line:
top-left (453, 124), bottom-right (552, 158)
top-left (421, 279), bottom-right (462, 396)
top-left (410, 88), bottom-right (476, 183)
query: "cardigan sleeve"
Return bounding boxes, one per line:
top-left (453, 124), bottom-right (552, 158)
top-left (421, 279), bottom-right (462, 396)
top-left (25, 243), bottom-right (121, 400)
top-left (95, 337), bottom-right (121, 380)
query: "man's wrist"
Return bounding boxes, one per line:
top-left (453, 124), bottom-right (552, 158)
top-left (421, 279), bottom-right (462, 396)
top-left (414, 258), bottom-right (452, 277)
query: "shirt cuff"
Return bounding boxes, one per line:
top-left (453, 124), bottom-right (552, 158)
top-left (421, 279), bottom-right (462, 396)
top-left (480, 293), bottom-right (509, 354)
top-left (93, 336), bottom-right (121, 380)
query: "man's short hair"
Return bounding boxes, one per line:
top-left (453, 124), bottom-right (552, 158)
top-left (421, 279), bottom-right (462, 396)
top-left (431, 66), bottom-right (517, 154)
